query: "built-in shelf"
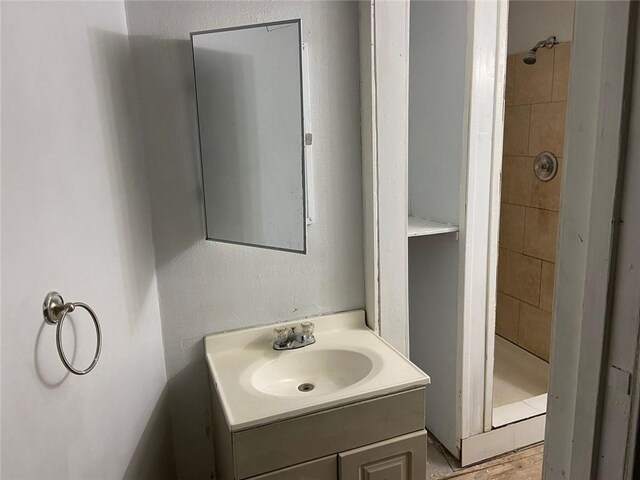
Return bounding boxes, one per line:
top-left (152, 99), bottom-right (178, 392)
top-left (408, 216), bottom-right (459, 237)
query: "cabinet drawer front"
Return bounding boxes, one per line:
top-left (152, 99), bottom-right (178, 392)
top-left (248, 455), bottom-right (337, 480)
top-left (339, 430), bottom-right (427, 480)
top-left (234, 388), bottom-right (425, 479)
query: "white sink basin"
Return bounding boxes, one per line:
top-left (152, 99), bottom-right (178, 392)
top-left (251, 349), bottom-right (375, 397)
top-left (205, 310), bottom-right (430, 431)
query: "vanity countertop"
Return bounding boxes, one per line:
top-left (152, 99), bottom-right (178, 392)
top-left (204, 310), bottom-right (430, 431)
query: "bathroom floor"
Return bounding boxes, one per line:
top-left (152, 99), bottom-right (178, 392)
top-left (426, 433), bottom-right (543, 479)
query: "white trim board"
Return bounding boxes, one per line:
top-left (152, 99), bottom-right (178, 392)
top-left (483, 0), bottom-right (509, 434)
top-left (360, 0), bottom-right (409, 356)
top-left (458, 0), bottom-right (509, 442)
top-left (359, 1), bottom-right (380, 335)
top-left (461, 415), bottom-right (545, 467)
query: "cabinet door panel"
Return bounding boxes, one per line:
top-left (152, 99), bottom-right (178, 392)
top-left (235, 388), bottom-right (425, 478)
top-left (339, 430), bottom-right (426, 480)
top-left (249, 455), bottom-right (337, 480)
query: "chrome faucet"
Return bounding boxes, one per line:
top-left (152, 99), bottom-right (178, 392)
top-left (272, 322), bottom-right (316, 350)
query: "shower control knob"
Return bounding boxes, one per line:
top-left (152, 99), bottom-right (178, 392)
top-left (533, 152), bottom-right (558, 182)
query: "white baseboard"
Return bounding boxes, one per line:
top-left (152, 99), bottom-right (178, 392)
top-left (460, 414), bottom-right (545, 466)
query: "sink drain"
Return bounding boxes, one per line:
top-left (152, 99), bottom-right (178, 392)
top-left (298, 383), bottom-right (314, 392)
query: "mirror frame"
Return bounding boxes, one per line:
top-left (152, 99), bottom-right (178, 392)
top-left (190, 19), bottom-right (308, 254)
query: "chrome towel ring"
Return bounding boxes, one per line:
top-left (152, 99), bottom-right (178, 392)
top-left (42, 291), bottom-right (102, 376)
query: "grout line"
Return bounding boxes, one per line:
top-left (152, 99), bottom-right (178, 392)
top-left (537, 257), bottom-right (543, 307)
top-left (497, 271), bottom-right (548, 311)
top-left (500, 292), bottom-right (545, 311)
top-left (499, 244), bottom-right (551, 264)
top-left (526, 102), bottom-right (532, 156)
top-left (520, 204), bottom-right (527, 253)
top-left (551, 47), bottom-right (556, 102)
top-left (496, 332), bottom-right (525, 352)
top-left (512, 99), bottom-right (565, 107)
top-left (496, 291), bottom-right (543, 312)
top-left (515, 297), bottom-right (521, 336)
top-left (502, 199), bottom-right (560, 214)
top-left (516, 295), bottom-right (522, 344)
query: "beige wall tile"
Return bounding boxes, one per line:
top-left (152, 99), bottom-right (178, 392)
top-left (503, 249), bottom-right (541, 306)
top-left (496, 292), bottom-right (520, 343)
top-left (524, 208), bottom-right (559, 262)
top-left (505, 54), bottom-right (516, 106)
top-left (518, 303), bottom-right (552, 361)
top-left (514, 47), bottom-right (554, 105)
top-left (498, 248), bottom-right (507, 292)
top-left (499, 203), bottom-right (525, 252)
top-left (528, 101), bottom-right (566, 157)
top-left (531, 157), bottom-right (562, 211)
top-left (540, 261), bottom-right (555, 312)
top-left (552, 42), bottom-right (571, 102)
top-left (505, 156), bottom-right (534, 206)
top-left (504, 105), bottom-right (531, 156)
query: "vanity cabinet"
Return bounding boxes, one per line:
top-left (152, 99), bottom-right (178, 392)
top-left (247, 431), bottom-right (426, 480)
top-left (211, 384), bottom-right (427, 479)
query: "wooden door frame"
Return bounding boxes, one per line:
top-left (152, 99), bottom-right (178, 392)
top-left (544, 1), bottom-right (639, 478)
top-left (597, 6), bottom-right (640, 474)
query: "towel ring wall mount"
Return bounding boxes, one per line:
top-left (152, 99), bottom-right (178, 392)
top-left (42, 291), bottom-right (102, 376)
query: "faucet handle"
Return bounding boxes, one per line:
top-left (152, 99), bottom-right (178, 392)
top-left (300, 321), bottom-right (314, 337)
top-left (273, 326), bottom-right (291, 347)
top-left (293, 322), bottom-right (315, 343)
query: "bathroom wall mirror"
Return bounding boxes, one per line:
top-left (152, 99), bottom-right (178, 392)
top-left (191, 19), bottom-right (307, 253)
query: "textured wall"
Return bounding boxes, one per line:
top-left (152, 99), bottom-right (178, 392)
top-left (496, 42), bottom-right (571, 361)
top-left (124, 2), bottom-right (364, 478)
top-left (1, 2), bottom-right (173, 478)
top-left (507, 1), bottom-right (575, 55)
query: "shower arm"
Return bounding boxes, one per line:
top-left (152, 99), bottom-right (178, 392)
top-left (533, 36), bottom-right (558, 53)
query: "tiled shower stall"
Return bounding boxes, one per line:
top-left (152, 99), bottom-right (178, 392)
top-left (496, 42), bottom-right (571, 362)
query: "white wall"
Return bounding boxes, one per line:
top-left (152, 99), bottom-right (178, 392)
top-left (124, 2), bottom-right (364, 478)
top-left (409, 0), bottom-right (466, 225)
top-left (508, 0), bottom-right (575, 54)
top-left (1, 2), bottom-right (173, 479)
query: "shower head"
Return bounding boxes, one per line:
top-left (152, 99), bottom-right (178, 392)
top-left (523, 51), bottom-right (537, 65)
top-left (522, 36), bottom-right (558, 65)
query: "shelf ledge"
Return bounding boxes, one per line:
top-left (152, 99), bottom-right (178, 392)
top-left (408, 216), bottom-right (459, 237)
